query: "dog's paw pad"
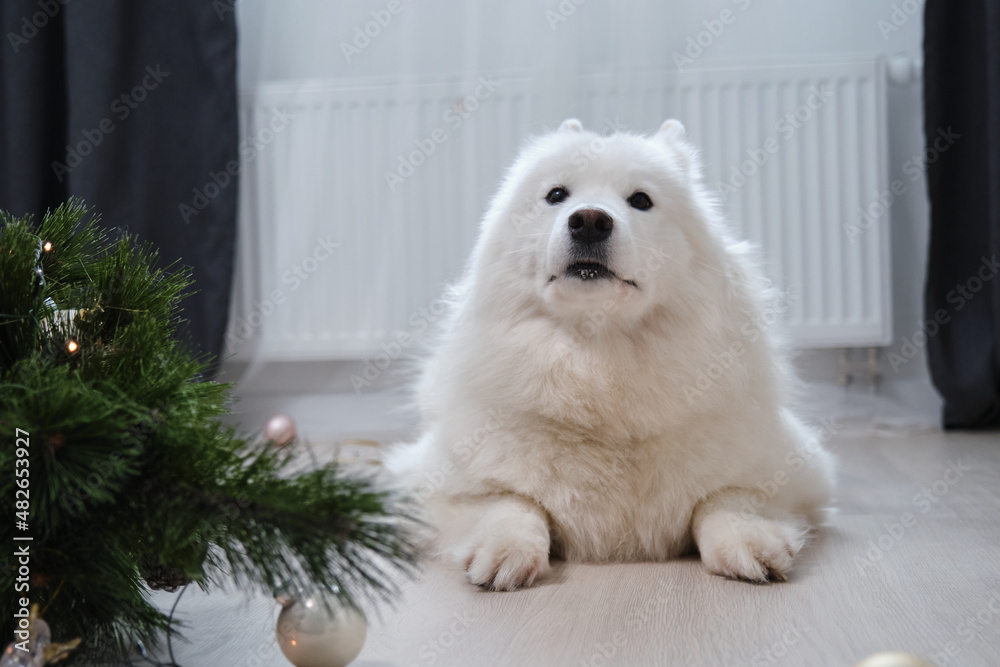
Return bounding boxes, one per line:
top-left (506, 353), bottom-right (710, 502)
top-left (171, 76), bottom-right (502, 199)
top-left (699, 515), bottom-right (806, 583)
top-left (462, 537), bottom-right (550, 591)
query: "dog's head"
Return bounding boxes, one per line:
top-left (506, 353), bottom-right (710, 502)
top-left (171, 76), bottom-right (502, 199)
top-left (474, 118), bottom-right (723, 331)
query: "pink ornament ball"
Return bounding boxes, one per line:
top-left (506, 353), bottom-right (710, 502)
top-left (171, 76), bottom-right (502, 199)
top-left (265, 414), bottom-right (297, 447)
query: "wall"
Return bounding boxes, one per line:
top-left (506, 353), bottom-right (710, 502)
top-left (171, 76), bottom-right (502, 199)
top-left (225, 0), bottom-right (939, 438)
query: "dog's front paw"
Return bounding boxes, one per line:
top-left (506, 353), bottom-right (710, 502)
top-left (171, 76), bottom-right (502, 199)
top-left (460, 533), bottom-right (550, 591)
top-left (697, 513), bottom-right (807, 583)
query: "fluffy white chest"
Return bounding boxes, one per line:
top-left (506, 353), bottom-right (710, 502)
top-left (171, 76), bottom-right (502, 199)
top-left (470, 430), bottom-right (700, 561)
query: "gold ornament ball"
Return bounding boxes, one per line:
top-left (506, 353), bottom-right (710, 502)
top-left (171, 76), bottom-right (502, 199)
top-left (276, 594), bottom-right (367, 667)
top-left (265, 414), bottom-right (297, 447)
top-left (856, 652), bottom-right (933, 667)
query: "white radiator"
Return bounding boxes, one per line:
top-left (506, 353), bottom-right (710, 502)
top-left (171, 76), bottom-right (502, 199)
top-left (229, 60), bottom-right (891, 361)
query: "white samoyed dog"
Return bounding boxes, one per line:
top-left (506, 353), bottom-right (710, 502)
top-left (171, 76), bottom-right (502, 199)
top-left (387, 118), bottom-right (835, 590)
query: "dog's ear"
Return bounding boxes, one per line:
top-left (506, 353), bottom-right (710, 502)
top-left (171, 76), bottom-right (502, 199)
top-left (655, 118), bottom-right (701, 180)
top-left (655, 119), bottom-right (686, 143)
top-left (559, 118), bottom-right (584, 133)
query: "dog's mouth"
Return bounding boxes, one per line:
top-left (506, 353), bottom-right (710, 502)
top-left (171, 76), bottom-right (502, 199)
top-left (554, 261), bottom-right (638, 288)
top-left (567, 261), bottom-right (614, 281)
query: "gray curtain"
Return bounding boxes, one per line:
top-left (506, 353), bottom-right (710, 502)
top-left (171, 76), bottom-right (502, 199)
top-left (0, 0), bottom-right (239, 372)
top-left (923, 0), bottom-right (1000, 428)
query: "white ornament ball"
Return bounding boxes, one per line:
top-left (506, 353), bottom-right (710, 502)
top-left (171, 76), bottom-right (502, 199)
top-left (856, 652), bottom-right (933, 667)
top-left (276, 592), bottom-right (367, 667)
top-left (265, 414), bottom-right (297, 447)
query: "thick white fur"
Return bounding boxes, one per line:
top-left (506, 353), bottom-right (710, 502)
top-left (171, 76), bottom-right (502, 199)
top-left (387, 118), bottom-right (836, 590)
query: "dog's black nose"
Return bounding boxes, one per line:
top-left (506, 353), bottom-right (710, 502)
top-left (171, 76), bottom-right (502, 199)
top-left (568, 209), bottom-right (613, 244)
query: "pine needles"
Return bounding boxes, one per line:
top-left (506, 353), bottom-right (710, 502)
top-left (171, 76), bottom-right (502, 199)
top-left (0, 201), bottom-right (419, 663)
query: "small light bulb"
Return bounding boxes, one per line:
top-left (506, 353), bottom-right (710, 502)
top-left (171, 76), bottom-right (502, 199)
top-left (67, 340), bottom-right (79, 353)
top-left (43, 241), bottom-right (52, 252)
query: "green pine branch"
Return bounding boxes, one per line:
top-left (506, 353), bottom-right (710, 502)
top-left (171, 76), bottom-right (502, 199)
top-left (0, 201), bottom-right (420, 663)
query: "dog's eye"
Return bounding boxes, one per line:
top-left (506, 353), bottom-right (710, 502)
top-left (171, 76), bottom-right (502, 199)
top-left (545, 187), bottom-right (569, 205)
top-left (628, 192), bottom-right (653, 211)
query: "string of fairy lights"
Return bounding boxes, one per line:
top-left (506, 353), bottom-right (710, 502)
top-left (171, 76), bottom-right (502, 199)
top-left (21, 235), bottom-right (184, 664)
top-left (33, 238), bottom-right (81, 355)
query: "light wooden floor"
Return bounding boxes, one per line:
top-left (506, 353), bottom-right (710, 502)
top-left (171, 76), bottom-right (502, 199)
top-left (149, 430), bottom-right (1000, 667)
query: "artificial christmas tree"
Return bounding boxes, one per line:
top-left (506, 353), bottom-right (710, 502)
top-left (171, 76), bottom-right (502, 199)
top-left (0, 201), bottom-right (418, 664)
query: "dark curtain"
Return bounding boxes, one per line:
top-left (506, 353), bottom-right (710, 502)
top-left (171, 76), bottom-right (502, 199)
top-left (0, 1), bottom-right (239, 372)
top-left (924, 0), bottom-right (1000, 429)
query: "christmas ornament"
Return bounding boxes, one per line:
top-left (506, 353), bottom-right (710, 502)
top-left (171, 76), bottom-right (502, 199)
top-left (265, 414), bottom-right (297, 447)
top-left (39, 300), bottom-right (81, 343)
top-left (0, 605), bottom-right (80, 667)
top-left (1, 202), bottom-right (418, 664)
top-left (141, 555), bottom-right (189, 592)
top-left (275, 587), bottom-right (367, 667)
top-left (856, 652), bottom-right (933, 667)
top-left (0, 614), bottom-right (46, 667)
top-left (42, 638), bottom-right (80, 664)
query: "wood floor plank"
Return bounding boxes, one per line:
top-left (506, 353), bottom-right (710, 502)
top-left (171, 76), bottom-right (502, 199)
top-left (145, 431), bottom-right (1000, 667)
